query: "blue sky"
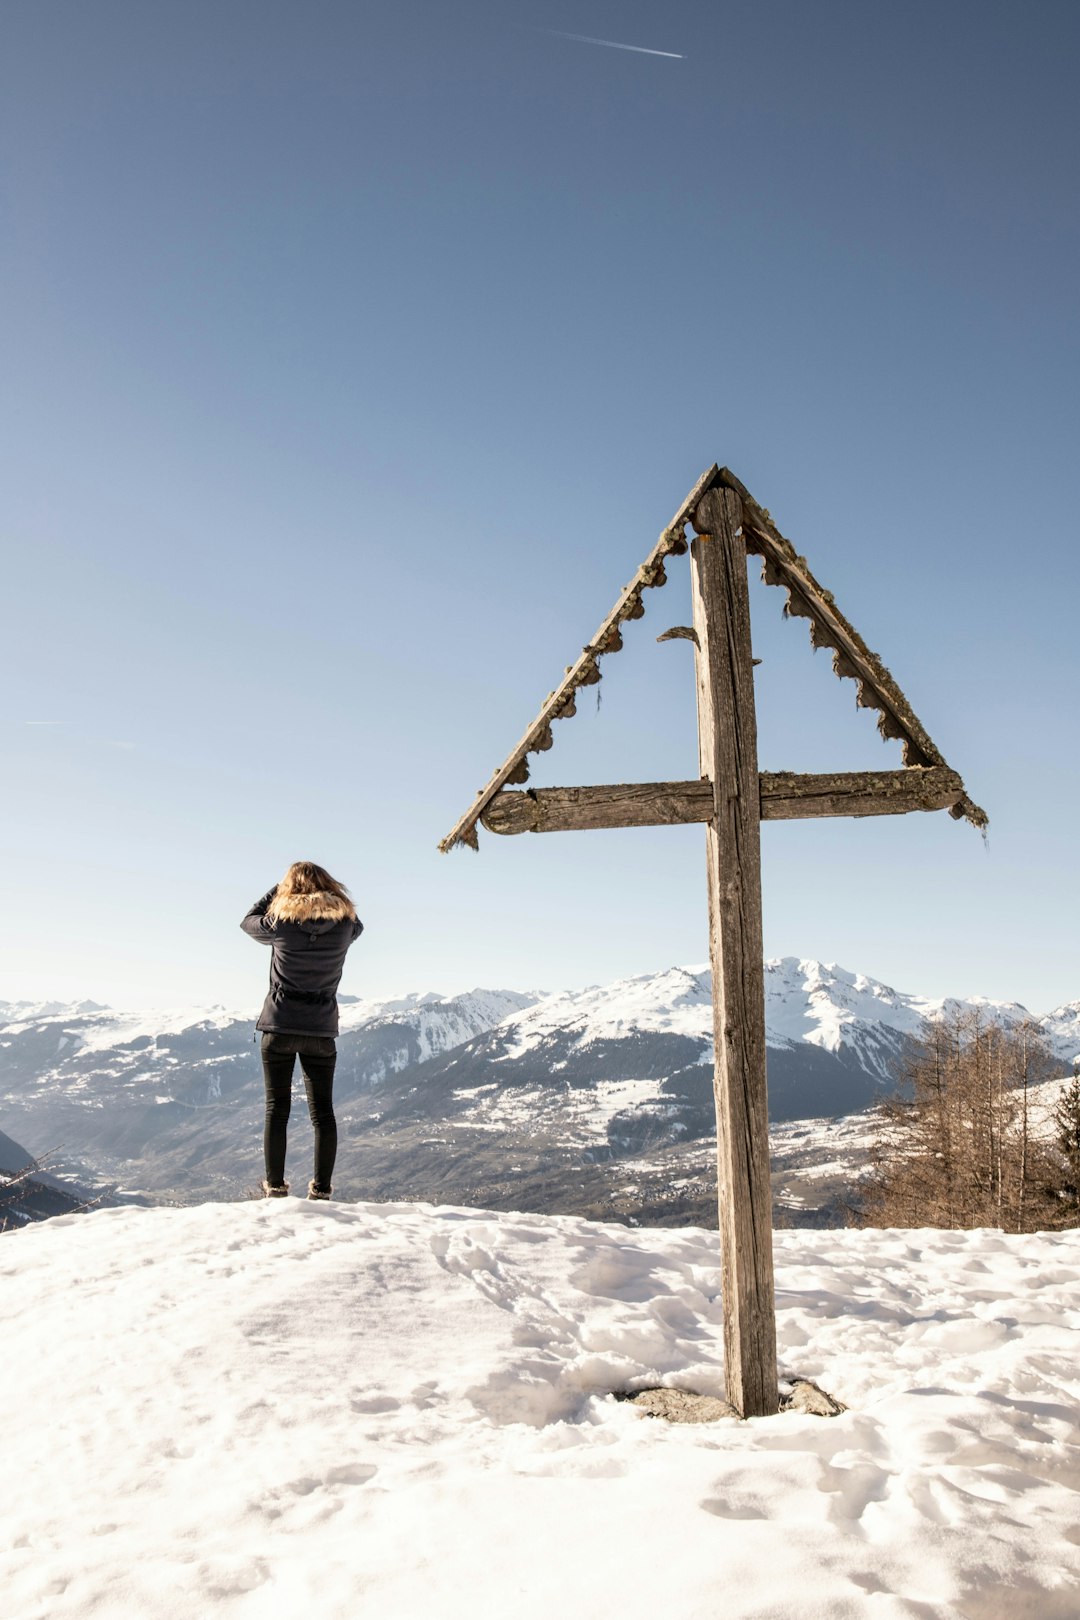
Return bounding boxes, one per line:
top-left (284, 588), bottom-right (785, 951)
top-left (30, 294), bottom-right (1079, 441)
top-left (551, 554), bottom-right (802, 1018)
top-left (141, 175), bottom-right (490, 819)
top-left (2, 0), bottom-right (1077, 1013)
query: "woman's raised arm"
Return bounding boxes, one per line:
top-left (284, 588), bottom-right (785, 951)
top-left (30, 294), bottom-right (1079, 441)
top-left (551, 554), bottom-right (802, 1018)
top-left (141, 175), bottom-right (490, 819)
top-left (240, 888), bottom-right (278, 943)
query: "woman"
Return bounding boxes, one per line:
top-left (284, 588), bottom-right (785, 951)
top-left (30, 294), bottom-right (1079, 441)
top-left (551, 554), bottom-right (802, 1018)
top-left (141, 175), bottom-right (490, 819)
top-left (241, 861), bottom-right (363, 1201)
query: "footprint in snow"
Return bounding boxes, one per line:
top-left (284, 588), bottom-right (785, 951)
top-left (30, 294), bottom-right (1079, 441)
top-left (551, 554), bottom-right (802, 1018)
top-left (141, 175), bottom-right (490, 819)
top-left (349, 1394), bottom-right (400, 1414)
top-left (699, 1498), bottom-right (769, 1520)
top-left (430, 1227), bottom-right (577, 1344)
top-left (324, 1462), bottom-right (378, 1487)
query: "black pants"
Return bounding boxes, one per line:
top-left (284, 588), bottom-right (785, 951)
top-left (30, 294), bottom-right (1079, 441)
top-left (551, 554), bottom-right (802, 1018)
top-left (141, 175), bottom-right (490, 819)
top-left (261, 1032), bottom-right (337, 1191)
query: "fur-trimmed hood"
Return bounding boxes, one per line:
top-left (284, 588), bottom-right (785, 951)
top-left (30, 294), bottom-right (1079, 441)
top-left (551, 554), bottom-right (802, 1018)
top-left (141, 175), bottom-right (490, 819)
top-left (268, 890), bottom-right (356, 925)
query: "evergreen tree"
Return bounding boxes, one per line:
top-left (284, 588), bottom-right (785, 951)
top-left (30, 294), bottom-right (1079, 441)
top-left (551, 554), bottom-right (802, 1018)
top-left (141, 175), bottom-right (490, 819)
top-left (1052, 1073), bottom-right (1080, 1215)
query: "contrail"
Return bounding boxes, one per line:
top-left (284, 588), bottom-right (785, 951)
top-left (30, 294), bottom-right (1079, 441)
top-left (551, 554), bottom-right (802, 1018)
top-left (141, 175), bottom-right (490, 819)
top-left (539, 28), bottom-right (683, 60)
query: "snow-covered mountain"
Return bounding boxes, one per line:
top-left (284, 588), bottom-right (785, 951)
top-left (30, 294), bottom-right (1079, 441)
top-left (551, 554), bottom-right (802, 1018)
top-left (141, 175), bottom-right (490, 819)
top-left (1040, 999), bottom-right (1080, 1059)
top-left (477, 956), bottom-right (1076, 1083)
top-left (1, 961), bottom-right (1075, 1219)
top-left (338, 987), bottom-right (541, 1081)
top-left (0, 997), bottom-right (106, 1022)
top-left (0, 986), bottom-right (539, 1105)
top-left (0, 988), bottom-right (539, 1204)
top-left (379, 957), bottom-right (1076, 1145)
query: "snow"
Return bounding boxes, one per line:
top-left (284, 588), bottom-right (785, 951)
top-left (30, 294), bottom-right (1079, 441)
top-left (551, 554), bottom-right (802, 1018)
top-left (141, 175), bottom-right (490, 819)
top-left (0, 990), bottom-right (538, 1066)
top-left (763, 959), bottom-right (1073, 1077)
top-left (0, 998), bottom-right (106, 1023)
top-left (453, 1076), bottom-right (672, 1142)
top-left (493, 965), bottom-right (716, 1058)
top-left (6, 969), bottom-right (1076, 1140)
top-left (480, 958), bottom-right (1077, 1078)
top-left (769, 1110), bottom-right (883, 1185)
top-left (336, 987), bottom-right (540, 1056)
top-left (5, 1201), bottom-right (1080, 1618)
top-left (20, 994), bottom-right (525, 1065)
top-left (1041, 1001), bottom-right (1080, 1069)
top-left (12, 1003), bottom-right (247, 1055)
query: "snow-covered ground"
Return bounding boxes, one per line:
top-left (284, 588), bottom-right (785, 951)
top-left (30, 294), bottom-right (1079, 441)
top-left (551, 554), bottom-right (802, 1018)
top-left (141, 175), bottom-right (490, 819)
top-left (6, 1202), bottom-right (1079, 1618)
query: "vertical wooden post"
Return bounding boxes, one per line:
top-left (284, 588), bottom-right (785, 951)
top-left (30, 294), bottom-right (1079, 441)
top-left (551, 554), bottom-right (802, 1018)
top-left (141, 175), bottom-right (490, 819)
top-left (690, 485), bottom-right (778, 1417)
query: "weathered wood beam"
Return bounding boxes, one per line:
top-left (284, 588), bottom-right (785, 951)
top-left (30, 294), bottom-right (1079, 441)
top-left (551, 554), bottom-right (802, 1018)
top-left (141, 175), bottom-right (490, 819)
top-left (480, 767), bottom-right (967, 835)
top-left (691, 485), bottom-right (777, 1419)
top-left (437, 463), bottom-right (721, 852)
top-left (763, 766), bottom-right (965, 820)
top-left (483, 780), bottom-right (710, 834)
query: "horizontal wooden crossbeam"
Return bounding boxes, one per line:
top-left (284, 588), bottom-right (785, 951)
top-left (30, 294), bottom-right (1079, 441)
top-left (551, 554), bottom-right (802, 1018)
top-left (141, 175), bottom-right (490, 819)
top-left (479, 767), bottom-right (966, 835)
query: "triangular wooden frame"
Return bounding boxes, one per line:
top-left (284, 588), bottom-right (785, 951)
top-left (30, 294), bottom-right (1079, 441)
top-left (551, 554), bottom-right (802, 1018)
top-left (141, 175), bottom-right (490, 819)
top-left (438, 464), bottom-right (985, 852)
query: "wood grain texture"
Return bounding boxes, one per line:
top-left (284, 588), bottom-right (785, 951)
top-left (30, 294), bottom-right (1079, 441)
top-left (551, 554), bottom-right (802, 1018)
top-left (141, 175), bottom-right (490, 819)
top-left (762, 765), bottom-right (965, 819)
top-left (691, 485), bottom-right (778, 1419)
top-left (480, 767), bottom-right (967, 834)
top-left (437, 463), bottom-right (721, 852)
top-left (481, 780), bottom-right (710, 834)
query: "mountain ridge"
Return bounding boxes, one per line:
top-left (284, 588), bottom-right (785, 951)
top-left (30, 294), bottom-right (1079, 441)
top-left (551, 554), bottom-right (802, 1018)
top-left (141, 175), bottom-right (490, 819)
top-left (2, 960), bottom-right (1076, 1221)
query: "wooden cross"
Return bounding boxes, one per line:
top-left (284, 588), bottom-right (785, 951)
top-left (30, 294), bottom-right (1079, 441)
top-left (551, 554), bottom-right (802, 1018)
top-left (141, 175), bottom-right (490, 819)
top-left (439, 465), bottom-right (985, 1418)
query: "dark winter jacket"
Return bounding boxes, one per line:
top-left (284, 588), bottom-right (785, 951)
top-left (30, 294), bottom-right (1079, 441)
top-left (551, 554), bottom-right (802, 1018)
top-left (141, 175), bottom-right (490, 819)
top-left (241, 888), bottom-right (363, 1037)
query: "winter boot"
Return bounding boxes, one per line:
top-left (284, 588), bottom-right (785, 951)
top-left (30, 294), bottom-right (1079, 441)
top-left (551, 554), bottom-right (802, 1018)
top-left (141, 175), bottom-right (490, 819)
top-left (307, 1181), bottom-right (332, 1201)
top-left (262, 1179), bottom-right (290, 1198)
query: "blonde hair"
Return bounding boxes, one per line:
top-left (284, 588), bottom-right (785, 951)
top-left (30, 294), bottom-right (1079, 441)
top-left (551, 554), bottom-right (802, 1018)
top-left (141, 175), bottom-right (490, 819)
top-left (266, 861), bottom-right (355, 923)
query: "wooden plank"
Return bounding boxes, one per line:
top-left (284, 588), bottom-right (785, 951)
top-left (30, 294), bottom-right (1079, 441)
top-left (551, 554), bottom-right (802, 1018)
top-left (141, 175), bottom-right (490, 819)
top-left (763, 766), bottom-right (965, 819)
top-left (715, 467), bottom-right (988, 831)
top-left (691, 484), bottom-right (777, 1419)
top-left (437, 464), bottom-right (721, 852)
top-left (482, 780), bottom-right (712, 833)
top-left (480, 767), bottom-right (967, 834)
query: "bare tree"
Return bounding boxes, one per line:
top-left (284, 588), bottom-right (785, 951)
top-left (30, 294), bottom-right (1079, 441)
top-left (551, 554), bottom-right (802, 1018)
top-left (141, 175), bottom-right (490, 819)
top-left (0, 1153), bottom-right (57, 1232)
top-left (859, 1013), bottom-right (1067, 1232)
top-left (0, 1148), bottom-right (114, 1232)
